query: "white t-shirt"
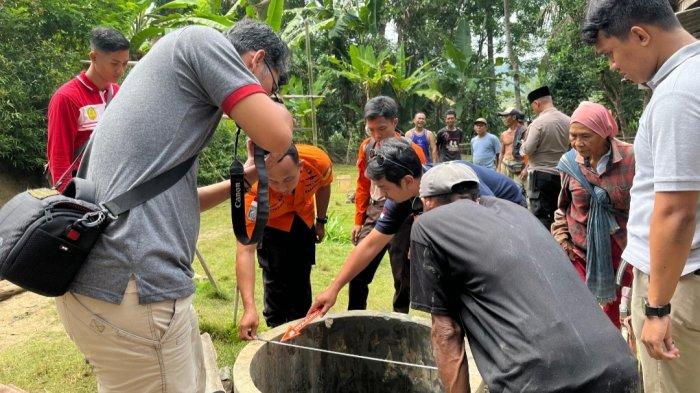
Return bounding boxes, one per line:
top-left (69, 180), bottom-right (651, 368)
top-left (623, 41), bottom-right (700, 275)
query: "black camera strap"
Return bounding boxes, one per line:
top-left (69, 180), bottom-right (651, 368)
top-left (230, 128), bottom-right (268, 245)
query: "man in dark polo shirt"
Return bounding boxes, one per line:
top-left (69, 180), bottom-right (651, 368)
top-left (309, 139), bottom-right (526, 315)
top-left (410, 163), bottom-right (639, 392)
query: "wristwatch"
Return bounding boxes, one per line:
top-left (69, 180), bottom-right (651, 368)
top-left (644, 298), bottom-right (671, 317)
top-left (316, 217), bottom-right (328, 224)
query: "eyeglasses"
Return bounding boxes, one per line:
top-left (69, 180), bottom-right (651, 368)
top-left (372, 151), bottom-right (416, 177)
top-left (262, 57), bottom-right (281, 101)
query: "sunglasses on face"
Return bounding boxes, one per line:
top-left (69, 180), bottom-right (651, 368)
top-left (371, 151), bottom-right (416, 177)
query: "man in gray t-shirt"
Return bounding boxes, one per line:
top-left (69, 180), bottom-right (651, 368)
top-left (411, 164), bottom-right (638, 392)
top-left (55, 20), bottom-right (293, 392)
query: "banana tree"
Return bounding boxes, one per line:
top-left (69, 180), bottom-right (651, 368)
top-left (327, 43), bottom-right (394, 161)
top-left (386, 44), bottom-right (442, 107)
top-left (438, 19), bottom-right (499, 125)
top-left (129, 0), bottom-right (286, 53)
top-left (328, 44), bottom-right (393, 100)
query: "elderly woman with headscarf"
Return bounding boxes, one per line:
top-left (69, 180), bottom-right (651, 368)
top-left (551, 101), bottom-right (635, 328)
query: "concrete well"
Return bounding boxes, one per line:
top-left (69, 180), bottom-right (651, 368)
top-left (233, 311), bottom-right (444, 393)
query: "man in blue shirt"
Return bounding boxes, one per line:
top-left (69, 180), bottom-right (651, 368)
top-left (470, 117), bottom-right (501, 170)
top-left (309, 139), bottom-right (526, 315)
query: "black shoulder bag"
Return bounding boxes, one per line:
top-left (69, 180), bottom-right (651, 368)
top-left (0, 156), bottom-right (195, 297)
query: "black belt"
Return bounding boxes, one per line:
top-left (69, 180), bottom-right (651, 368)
top-left (695, 269), bottom-right (700, 276)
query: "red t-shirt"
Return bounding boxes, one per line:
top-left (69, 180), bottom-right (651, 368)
top-left (47, 71), bottom-right (119, 190)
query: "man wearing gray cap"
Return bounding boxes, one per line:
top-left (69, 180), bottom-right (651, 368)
top-left (410, 162), bottom-right (639, 393)
top-left (470, 118), bottom-right (501, 170)
top-left (521, 86), bottom-right (570, 229)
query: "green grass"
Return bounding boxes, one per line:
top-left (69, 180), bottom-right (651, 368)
top-left (0, 164), bottom-right (406, 392)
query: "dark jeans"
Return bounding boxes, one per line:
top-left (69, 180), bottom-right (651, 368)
top-left (348, 202), bottom-right (412, 313)
top-left (388, 215), bottom-right (413, 313)
top-left (348, 202), bottom-right (387, 311)
top-left (527, 170), bottom-right (561, 230)
top-left (257, 215), bottom-right (315, 328)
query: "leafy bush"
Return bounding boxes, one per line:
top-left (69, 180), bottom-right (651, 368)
top-left (323, 216), bottom-right (351, 244)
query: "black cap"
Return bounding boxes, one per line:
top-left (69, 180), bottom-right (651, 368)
top-left (527, 86), bottom-right (551, 103)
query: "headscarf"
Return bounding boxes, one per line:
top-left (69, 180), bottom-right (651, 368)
top-left (570, 101), bottom-right (618, 139)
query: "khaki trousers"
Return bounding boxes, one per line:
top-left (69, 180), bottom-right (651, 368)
top-left (631, 268), bottom-right (700, 393)
top-left (56, 279), bottom-right (205, 393)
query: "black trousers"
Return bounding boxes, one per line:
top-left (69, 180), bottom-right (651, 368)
top-left (527, 170), bottom-right (561, 230)
top-left (388, 215), bottom-right (413, 313)
top-left (348, 202), bottom-right (412, 313)
top-left (257, 215), bottom-right (315, 328)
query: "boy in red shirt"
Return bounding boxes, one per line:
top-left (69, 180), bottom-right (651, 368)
top-left (47, 27), bottom-right (129, 190)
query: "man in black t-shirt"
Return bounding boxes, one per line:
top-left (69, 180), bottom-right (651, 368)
top-left (436, 109), bottom-right (464, 162)
top-left (411, 164), bottom-right (639, 392)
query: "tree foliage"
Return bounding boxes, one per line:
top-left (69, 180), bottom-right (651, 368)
top-left (0, 0), bottom-right (648, 177)
top-left (541, 0), bottom-right (644, 138)
top-left (0, 0), bottom-right (140, 172)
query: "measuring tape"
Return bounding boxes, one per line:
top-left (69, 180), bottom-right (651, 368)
top-left (255, 337), bottom-right (439, 371)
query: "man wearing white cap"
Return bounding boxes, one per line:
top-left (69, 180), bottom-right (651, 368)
top-left (411, 162), bottom-right (639, 392)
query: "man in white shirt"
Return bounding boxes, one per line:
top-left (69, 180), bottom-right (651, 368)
top-left (583, 1), bottom-right (700, 392)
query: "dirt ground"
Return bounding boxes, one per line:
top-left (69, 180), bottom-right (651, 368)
top-left (0, 281), bottom-right (62, 352)
top-left (0, 169), bottom-right (61, 351)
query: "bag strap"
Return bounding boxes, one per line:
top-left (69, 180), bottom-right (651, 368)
top-left (100, 155), bottom-right (197, 218)
top-left (230, 128), bottom-right (269, 245)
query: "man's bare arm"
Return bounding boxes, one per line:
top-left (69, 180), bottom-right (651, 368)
top-left (315, 184), bottom-right (331, 220)
top-left (197, 163), bottom-right (259, 212)
top-left (309, 229), bottom-right (394, 314)
top-left (236, 241), bottom-right (260, 340)
top-left (432, 314), bottom-right (470, 393)
top-left (228, 94), bottom-right (293, 153)
top-left (641, 191), bottom-right (698, 360)
top-left (648, 191), bottom-right (699, 306)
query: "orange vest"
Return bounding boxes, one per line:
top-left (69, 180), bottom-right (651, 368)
top-left (245, 145), bottom-right (333, 233)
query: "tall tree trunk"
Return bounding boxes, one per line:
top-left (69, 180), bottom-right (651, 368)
top-left (486, 3), bottom-right (497, 99)
top-left (503, 0), bottom-right (522, 111)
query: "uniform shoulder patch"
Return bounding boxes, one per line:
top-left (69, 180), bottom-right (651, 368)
top-left (28, 188), bottom-right (60, 199)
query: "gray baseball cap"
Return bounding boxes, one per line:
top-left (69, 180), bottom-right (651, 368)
top-left (419, 162), bottom-right (480, 198)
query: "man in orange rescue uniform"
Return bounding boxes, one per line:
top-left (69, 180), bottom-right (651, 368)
top-left (349, 96), bottom-right (426, 312)
top-left (234, 144), bottom-right (332, 339)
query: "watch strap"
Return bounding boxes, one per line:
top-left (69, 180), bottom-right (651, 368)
top-left (644, 300), bottom-right (671, 317)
